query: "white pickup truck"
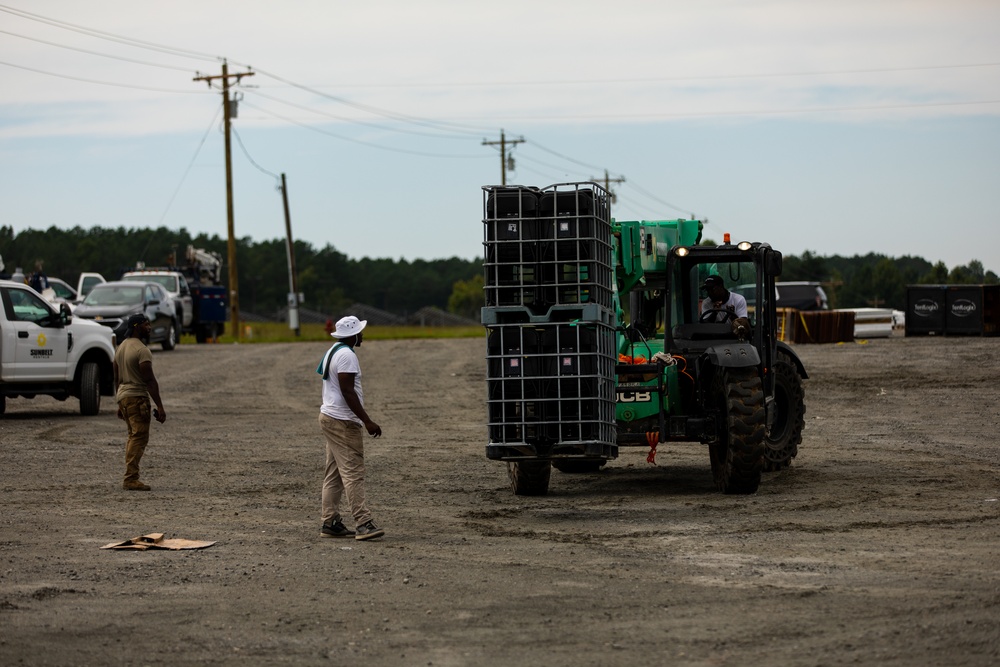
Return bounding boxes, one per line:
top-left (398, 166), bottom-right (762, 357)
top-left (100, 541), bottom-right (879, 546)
top-left (0, 280), bottom-right (117, 416)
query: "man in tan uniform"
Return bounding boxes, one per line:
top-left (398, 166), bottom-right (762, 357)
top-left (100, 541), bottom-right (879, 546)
top-left (113, 313), bottom-right (166, 491)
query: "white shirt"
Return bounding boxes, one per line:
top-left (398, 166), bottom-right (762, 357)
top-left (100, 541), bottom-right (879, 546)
top-left (701, 291), bottom-right (749, 322)
top-left (319, 344), bottom-right (364, 425)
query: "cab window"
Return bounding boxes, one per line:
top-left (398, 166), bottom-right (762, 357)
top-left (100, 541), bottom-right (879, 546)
top-left (1, 286), bottom-right (53, 324)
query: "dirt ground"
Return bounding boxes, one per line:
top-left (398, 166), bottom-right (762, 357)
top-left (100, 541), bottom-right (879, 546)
top-left (1, 334), bottom-right (998, 666)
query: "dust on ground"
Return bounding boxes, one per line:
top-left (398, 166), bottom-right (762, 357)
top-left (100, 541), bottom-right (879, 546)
top-left (1, 335), bottom-right (998, 666)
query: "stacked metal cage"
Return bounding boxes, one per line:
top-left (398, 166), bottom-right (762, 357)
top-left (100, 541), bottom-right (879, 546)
top-left (482, 183), bottom-right (617, 461)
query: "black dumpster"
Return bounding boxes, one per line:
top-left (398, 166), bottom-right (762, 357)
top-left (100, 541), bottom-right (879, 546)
top-left (907, 284), bottom-right (1000, 336)
top-left (905, 285), bottom-right (946, 336)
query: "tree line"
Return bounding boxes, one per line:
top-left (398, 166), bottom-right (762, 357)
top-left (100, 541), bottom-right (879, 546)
top-left (2, 225), bottom-right (996, 318)
top-left (778, 250), bottom-right (997, 310)
top-left (0, 225), bottom-right (481, 320)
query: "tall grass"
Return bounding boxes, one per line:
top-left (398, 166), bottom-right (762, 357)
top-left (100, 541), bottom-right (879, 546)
top-left (180, 322), bottom-right (484, 345)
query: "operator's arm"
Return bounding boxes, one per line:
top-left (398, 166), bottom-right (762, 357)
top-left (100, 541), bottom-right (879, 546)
top-left (733, 294), bottom-right (749, 318)
top-left (139, 360), bottom-right (166, 423)
top-left (337, 372), bottom-right (381, 437)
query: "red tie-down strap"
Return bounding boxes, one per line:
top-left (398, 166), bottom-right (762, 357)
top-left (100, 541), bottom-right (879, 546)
top-left (646, 431), bottom-right (659, 464)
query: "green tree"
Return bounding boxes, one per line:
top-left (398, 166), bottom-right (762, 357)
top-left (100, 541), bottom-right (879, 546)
top-left (448, 274), bottom-right (485, 319)
top-left (871, 258), bottom-right (905, 309)
top-left (948, 260), bottom-right (986, 284)
top-left (920, 261), bottom-right (949, 284)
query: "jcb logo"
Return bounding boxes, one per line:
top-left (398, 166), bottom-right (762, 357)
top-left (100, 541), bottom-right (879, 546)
top-left (617, 391), bottom-right (652, 403)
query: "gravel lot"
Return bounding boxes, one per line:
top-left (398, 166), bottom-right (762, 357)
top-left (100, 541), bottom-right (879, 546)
top-left (1, 335), bottom-right (998, 666)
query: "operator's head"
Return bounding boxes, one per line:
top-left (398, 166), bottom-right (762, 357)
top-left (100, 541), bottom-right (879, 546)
top-left (331, 315), bottom-right (368, 346)
top-left (703, 275), bottom-right (728, 301)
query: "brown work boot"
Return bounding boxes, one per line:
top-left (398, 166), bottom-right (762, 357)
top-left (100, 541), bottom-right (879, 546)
top-left (123, 480), bottom-right (151, 491)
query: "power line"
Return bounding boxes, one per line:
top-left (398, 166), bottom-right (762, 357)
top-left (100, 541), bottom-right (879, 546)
top-left (250, 62), bottom-right (1000, 90)
top-left (246, 65), bottom-right (493, 136)
top-left (0, 3), bottom-right (219, 62)
top-left (155, 105), bottom-right (223, 227)
top-left (622, 180), bottom-right (695, 217)
top-left (11, 1), bottom-right (992, 230)
top-left (240, 101), bottom-right (488, 159)
top-left (0, 28), bottom-right (196, 71)
top-left (528, 140), bottom-right (607, 173)
top-left (0, 59), bottom-right (211, 94)
top-left (512, 151), bottom-right (581, 178)
top-left (0, 3), bottom-right (496, 138)
top-left (246, 88), bottom-right (477, 141)
top-left (462, 98), bottom-right (1000, 123)
top-left (231, 126), bottom-right (280, 181)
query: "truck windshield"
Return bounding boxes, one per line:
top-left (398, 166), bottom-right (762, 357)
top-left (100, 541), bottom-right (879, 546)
top-left (687, 261), bottom-right (758, 325)
top-left (83, 286), bottom-right (144, 307)
top-left (123, 275), bottom-right (178, 293)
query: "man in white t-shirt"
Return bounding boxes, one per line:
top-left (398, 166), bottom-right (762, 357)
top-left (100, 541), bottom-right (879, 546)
top-left (700, 275), bottom-right (748, 322)
top-left (317, 315), bottom-right (384, 541)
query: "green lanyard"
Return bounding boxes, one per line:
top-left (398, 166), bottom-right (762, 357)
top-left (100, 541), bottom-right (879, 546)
top-left (317, 343), bottom-right (354, 380)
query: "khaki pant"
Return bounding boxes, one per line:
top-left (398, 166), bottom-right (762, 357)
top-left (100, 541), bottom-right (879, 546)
top-left (119, 396), bottom-right (151, 483)
top-left (319, 413), bottom-right (371, 526)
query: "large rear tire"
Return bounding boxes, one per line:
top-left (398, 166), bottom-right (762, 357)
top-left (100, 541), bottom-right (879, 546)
top-left (709, 368), bottom-right (765, 494)
top-left (79, 362), bottom-right (101, 416)
top-left (508, 461), bottom-right (551, 496)
top-left (763, 358), bottom-right (805, 471)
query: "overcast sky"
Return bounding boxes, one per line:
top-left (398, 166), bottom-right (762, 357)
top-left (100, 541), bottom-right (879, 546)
top-left (1, 0), bottom-right (998, 277)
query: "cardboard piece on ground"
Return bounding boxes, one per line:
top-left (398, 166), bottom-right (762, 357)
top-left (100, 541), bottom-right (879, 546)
top-left (101, 532), bottom-right (216, 550)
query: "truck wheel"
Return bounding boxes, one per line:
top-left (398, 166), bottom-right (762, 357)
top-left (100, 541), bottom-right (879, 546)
top-left (763, 359), bottom-right (805, 471)
top-left (552, 459), bottom-right (606, 474)
top-left (508, 461), bottom-right (551, 496)
top-left (162, 321), bottom-right (178, 351)
top-left (709, 368), bottom-right (765, 494)
top-left (79, 362), bottom-right (101, 416)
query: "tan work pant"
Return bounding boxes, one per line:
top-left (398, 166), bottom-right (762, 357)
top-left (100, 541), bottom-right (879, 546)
top-left (119, 396), bottom-right (151, 483)
top-left (319, 413), bottom-right (371, 526)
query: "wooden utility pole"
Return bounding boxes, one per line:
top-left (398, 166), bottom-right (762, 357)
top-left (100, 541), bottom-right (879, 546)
top-left (280, 173), bottom-right (301, 337)
top-left (590, 169), bottom-right (626, 203)
top-left (482, 129), bottom-right (525, 186)
top-left (194, 61), bottom-right (254, 340)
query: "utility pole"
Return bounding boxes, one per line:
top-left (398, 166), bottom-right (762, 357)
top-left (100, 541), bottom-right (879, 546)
top-left (482, 129), bottom-right (524, 186)
top-left (194, 60), bottom-right (254, 340)
top-left (590, 169), bottom-right (626, 203)
top-left (280, 173), bottom-right (301, 337)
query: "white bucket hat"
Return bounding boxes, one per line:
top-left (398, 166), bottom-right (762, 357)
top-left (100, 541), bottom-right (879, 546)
top-left (331, 315), bottom-right (367, 338)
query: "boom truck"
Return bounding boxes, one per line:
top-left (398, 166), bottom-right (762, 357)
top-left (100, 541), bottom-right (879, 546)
top-left (120, 245), bottom-right (228, 343)
top-left (482, 182), bottom-right (807, 495)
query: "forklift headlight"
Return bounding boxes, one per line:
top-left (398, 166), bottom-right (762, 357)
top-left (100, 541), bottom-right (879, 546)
top-left (674, 247), bottom-right (689, 257)
top-left (737, 241), bottom-right (752, 251)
